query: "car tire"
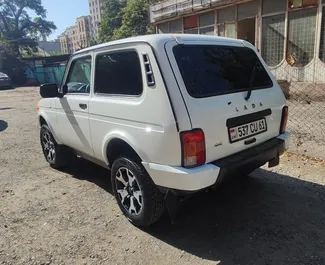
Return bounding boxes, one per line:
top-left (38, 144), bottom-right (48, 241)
top-left (40, 124), bottom-right (73, 169)
top-left (111, 157), bottom-right (165, 227)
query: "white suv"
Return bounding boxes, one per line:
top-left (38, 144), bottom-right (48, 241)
top-left (37, 34), bottom-right (290, 227)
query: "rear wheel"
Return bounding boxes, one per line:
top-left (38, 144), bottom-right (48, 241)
top-left (40, 124), bottom-right (73, 169)
top-left (111, 157), bottom-right (165, 227)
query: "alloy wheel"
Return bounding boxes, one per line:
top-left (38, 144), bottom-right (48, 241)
top-left (115, 167), bottom-right (143, 216)
top-left (42, 131), bottom-right (56, 163)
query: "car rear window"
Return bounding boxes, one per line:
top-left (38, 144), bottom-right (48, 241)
top-left (173, 45), bottom-right (273, 98)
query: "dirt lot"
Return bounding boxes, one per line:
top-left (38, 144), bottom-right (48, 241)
top-left (0, 87), bottom-right (325, 265)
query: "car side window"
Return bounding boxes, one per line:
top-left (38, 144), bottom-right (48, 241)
top-left (94, 50), bottom-right (143, 96)
top-left (65, 56), bottom-right (92, 94)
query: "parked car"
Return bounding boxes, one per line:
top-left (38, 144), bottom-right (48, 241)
top-left (0, 72), bottom-right (13, 89)
top-left (36, 34), bottom-right (290, 227)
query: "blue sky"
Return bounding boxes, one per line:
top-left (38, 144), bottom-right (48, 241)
top-left (41, 0), bottom-right (89, 40)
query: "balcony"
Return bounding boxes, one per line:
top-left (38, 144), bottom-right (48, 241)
top-left (149, 0), bottom-right (236, 23)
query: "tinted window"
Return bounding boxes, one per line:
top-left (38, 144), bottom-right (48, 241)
top-left (173, 45), bottom-right (273, 98)
top-left (95, 51), bottom-right (143, 95)
top-left (65, 56), bottom-right (92, 94)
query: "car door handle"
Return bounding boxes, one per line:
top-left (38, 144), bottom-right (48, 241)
top-left (79, 103), bottom-right (87, 110)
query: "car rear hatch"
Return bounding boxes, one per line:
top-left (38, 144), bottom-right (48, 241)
top-left (165, 38), bottom-right (286, 164)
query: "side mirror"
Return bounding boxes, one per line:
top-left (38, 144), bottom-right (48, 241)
top-left (40, 83), bottom-right (60, 98)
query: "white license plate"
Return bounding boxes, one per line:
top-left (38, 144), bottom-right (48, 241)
top-left (229, 118), bottom-right (267, 143)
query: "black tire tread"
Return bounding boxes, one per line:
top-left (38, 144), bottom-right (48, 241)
top-left (131, 159), bottom-right (165, 226)
top-left (40, 124), bottom-right (72, 169)
top-left (111, 156), bottom-right (165, 227)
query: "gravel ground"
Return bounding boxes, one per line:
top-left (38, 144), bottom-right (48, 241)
top-left (0, 87), bottom-right (325, 265)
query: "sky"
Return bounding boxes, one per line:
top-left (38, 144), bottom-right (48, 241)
top-left (41, 0), bottom-right (90, 40)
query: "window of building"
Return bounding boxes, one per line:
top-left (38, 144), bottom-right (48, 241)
top-left (216, 23), bottom-right (236, 38)
top-left (262, 0), bottom-right (286, 15)
top-left (95, 51), bottom-right (143, 96)
top-left (184, 28), bottom-right (198, 34)
top-left (288, 0), bottom-right (318, 10)
top-left (320, 5), bottom-right (325, 62)
top-left (157, 22), bottom-right (168, 34)
top-left (216, 6), bottom-right (236, 39)
top-left (184, 15), bottom-right (198, 30)
top-left (199, 26), bottom-right (214, 35)
top-left (225, 23), bottom-right (236, 39)
top-left (217, 24), bottom-right (224, 36)
top-left (199, 12), bottom-right (214, 27)
top-left (261, 0), bottom-right (287, 67)
top-left (237, 0), bottom-right (258, 20)
top-left (170, 19), bottom-right (182, 33)
top-left (157, 19), bottom-right (182, 34)
top-left (65, 56), bottom-right (92, 94)
top-left (217, 6), bottom-right (236, 23)
top-left (262, 14), bottom-right (285, 67)
top-left (199, 12), bottom-right (215, 35)
top-left (287, 7), bottom-right (317, 67)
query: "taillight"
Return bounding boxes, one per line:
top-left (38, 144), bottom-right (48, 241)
top-left (180, 129), bottom-right (206, 167)
top-left (280, 106), bottom-right (288, 134)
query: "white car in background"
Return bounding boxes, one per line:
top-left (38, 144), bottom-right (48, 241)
top-left (36, 34), bottom-right (290, 227)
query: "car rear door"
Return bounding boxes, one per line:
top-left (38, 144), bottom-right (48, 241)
top-left (165, 39), bottom-right (286, 163)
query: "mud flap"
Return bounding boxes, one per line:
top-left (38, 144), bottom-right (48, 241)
top-left (268, 156), bottom-right (280, 168)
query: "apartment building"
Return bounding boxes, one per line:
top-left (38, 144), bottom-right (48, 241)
top-left (150, 0), bottom-right (325, 83)
top-left (58, 16), bottom-right (92, 54)
top-left (89, 0), bottom-right (105, 39)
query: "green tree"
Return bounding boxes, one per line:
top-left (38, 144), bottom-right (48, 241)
top-left (99, 0), bottom-right (162, 43)
top-left (0, 37), bottom-right (16, 70)
top-left (98, 0), bottom-right (127, 43)
top-left (0, 0), bottom-right (56, 54)
top-left (112, 0), bottom-right (152, 40)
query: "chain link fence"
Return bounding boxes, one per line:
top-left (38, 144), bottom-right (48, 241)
top-left (281, 80), bottom-right (325, 160)
top-left (274, 65), bottom-right (325, 160)
top-left (260, 6), bottom-right (325, 161)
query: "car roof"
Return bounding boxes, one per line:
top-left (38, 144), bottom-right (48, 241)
top-left (74, 34), bottom-right (244, 55)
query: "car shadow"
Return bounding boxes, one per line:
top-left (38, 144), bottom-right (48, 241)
top-left (61, 157), bottom-right (113, 194)
top-left (61, 159), bottom-right (325, 265)
top-left (0, 120), bottom-right (8, 132)
top-left (147, 169), bottom-right (325, 264)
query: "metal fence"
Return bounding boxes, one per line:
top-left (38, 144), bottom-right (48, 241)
top-left (22, 55), bottom-right (69, 87)
top-left (280, 79), bottom-right (325, 161)
top-left (261, 6), bottom-right (325, 160)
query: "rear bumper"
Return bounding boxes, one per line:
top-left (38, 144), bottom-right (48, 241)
top-left (143, 132), bottom-right (290, 192)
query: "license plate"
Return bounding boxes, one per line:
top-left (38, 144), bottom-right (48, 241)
top-left (229, 118), bottom-right (267, 143)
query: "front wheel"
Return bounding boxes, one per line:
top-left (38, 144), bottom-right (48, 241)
top-left (111, 157), bottom-right (165, 227)
top-left (40, 124), bottom-right (73, 169)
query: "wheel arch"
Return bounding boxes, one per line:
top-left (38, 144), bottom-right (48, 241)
top-left (38, 113), bottom-right (63, 145)
top-left (102, 132), bottom-right (147, 166)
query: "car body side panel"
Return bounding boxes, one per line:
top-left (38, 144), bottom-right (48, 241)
top-left (37, 98), bottom-right (63, 144)
top-left (88, 43), bottom-right (186, 166)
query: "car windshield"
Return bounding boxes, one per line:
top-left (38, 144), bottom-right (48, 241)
top-left (173, 45), bottom-right (273, 98)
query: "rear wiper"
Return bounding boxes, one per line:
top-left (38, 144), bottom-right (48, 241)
top-left (245, 64), bottom-right (257, 101)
